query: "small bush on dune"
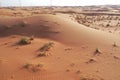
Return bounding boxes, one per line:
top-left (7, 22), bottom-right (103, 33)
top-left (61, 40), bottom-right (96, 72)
top-left (23, 63), bottom-right (44, 72)
top-left (37, 63), bottom-right (43, 67)
top-left (23, 63), bottom-right (31, 69)
top-left (94, 48), bottom-right (101, 55)
top-left (37, 42), bottom-right (54, 57)
top-left (40, 42), bottom-right (54, 52)
top-left (37, 52), bottom-right (46, 57)
top-left (32, 63), bottom-right (44, 72)
top-left (95, 48), bottom-right (100, 53)
top-left (18, 37), bottom-right (31, 45)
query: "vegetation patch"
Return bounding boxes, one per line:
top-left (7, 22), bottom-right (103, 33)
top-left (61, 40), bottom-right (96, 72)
top-left (23, 63), bottom-right (44, 72)
top-left (23, 63), bottom-right (31, 69)
top-left (37, 42), bottom-right (54, 57)
top-left (37, 52), bottom-right (47, 57)
top-left (18, 37), bottom-right (31, 45)
top-left (94, 48), bottom-right (101, 55)
top-left (40, 42), bottom-right (54, 52)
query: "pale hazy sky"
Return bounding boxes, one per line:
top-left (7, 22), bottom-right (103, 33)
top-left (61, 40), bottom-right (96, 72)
top-left (0, 0), bottom-right (120, 6)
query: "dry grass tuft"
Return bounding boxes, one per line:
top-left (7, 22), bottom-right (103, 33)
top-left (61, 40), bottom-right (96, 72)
top-left (18, 37), bottom-right (31, 45)
top-left (94, 48), bottom-right (101, 55)
top-left (23, 63), bottom-right (44, 72)
top-left (40, 42), bottom-right (54, 52)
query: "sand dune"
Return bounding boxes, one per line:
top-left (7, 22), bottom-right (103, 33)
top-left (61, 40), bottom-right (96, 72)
top-left (0, 14), bottom-right (120, 46)
top-left (0, 8), bottom-right (120, 80)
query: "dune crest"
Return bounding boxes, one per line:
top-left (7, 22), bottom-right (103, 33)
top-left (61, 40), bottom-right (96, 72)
top-left (0, 14), bottom-right (120, 47)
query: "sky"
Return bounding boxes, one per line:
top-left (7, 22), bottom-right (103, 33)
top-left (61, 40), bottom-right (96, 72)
top-left (0, 0), bottom-right (120, 6)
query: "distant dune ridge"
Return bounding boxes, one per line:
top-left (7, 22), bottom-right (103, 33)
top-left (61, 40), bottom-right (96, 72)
top-left (0, 7), bottom-right (120, 80)
top-left (0, 14), bottom-right (120, 46)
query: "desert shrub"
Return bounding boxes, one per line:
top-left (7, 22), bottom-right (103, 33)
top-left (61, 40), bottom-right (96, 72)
top-left (40, 42), bottom-right (54, 52)
top-left (95, 48), bottom-right (99, 53)
top-left (37, 42), bottom-right (54, 57)
top-left (18, 37), bottom-right (31, 45)
top-left (23, 63), bottom-right (31, 69)
top-left (37, 52), bottom-right (46, 57)
top-left (23, 63), bottom-right (43, 72)
top-left (37, 63), bottom-right (43, 67)
top-left (94, 48), bottom-right (101, 55)
top-left (32, 63), bottom-right (43, 72)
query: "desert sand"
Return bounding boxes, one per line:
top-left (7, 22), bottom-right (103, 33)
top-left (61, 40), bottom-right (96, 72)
top-left (0, 6), bottom-right (120, 80)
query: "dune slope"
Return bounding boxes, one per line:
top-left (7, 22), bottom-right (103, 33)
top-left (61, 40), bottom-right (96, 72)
top-left (0, 14), bottom-right (120, 80)
top-left (0, 14), bottom-right (120, 46)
